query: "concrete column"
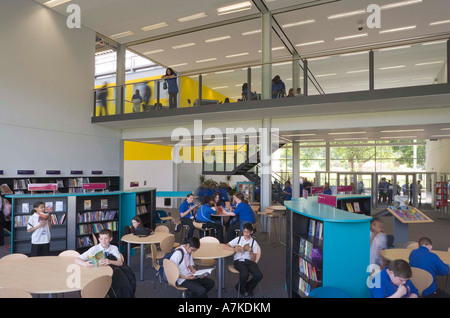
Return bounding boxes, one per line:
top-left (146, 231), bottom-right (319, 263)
top-left (261, 11), bottom-right (272, 100)
top-left (116, 43), bottom-right (126, 114)
top-left (292, 142), bottom-right (300, 199)
top-left (292, 54), bottom-right (301, 96)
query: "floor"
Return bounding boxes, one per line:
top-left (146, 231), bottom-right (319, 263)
top-left (1, 205), bottom-right (450, 298)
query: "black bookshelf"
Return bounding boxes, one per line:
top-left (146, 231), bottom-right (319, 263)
top-left (135, 190), bottom-right (156, 230)
top-left (336, 196), bottom-right (372, 216)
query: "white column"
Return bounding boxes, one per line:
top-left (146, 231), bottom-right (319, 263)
top-left (116, 43), bottom-right (126, 114)
top-left (292, 142), bottom-right (300, 199)
top-left (261, 11), bottom-right (272, 100)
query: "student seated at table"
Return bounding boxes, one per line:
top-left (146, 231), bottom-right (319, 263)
top-left (194, 195), bottom-right (225, 243)
top-left (323, 182), bottom-right (332, 195)
top-left (170, 237), bottom-right (215, 298)
top-left (175, 193), bottom-right (198, 243)
top-left (122, 216), bottom-right (146, 262)
top-left (409, 237), bottom-right (450, 298)
top-left (76, 229), bottom-right (123, 268)
top-left (225, 223), bottom-right (263, 297)
top-left (369, 259), bottom-right (419, 298)
top-left (223, 192), bottom-right (256, 242)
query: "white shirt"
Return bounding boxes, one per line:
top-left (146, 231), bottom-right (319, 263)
top-left (79, 243), bottom-right (121, 262)
top-left (27, 213), bottom-right (51, 244)
top-left (228, 236), bottom-right (258, 262)
top-left (170, 246), bottom-right (193, 286)
top-left (370, 231), bottom-right (387, 266)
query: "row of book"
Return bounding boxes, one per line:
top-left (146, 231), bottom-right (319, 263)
top-left (345, 202), bottom-right (361, 213)
top-left (1, 183), bottom-right (13, 194)
top-left (77, 221), bottom-right (118, 235)
top-left (68, 178), bottom-right (90, 187)
top-left (298, 277), bottom-right (311, 296)
top-left (308, 219), bottom-right (323, 240)
top-left (388, 206), bottom-right (428, 221)
top-left (136, 205), bottom-right (148, 215)
top-left (77, 210), bottom-right (117, 223)
top-left (13, 179), bottom-right (31, 190)
top-left (14, 215), bottom-right (31, 227)
top-left (77, 237), bottom-right (94, 248)
top-left (136, 194), bottom-right (148, 205)
top-left (50, 213), bottom-right (66, 225)
top-left (299, 258), bottom-right (319, 282)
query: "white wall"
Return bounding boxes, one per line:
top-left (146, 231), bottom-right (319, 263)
top-left (0, 0), bottom-right (121, 177)
top-left (426, 139), bottom-right (450, 178)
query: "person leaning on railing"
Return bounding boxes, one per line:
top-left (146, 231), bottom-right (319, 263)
top-left (161, 68), bottom-right (179, 109)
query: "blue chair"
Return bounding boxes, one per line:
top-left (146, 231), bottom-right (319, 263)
top-left (309, 286), bottom-right (351, 298)
top-left (155, 210), bottom-right (168, 224)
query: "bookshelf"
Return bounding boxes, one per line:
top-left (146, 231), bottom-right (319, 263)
top-left (11, 196), bottom-right (68, 255)
top-left (121, 188), bottom-right (157, 235)
top-left (285, 197), bottom-right (372, 298)
top-left (75, 194), bottom-right (120, 253)
top-left (335, 195), bottom-right (372, 216)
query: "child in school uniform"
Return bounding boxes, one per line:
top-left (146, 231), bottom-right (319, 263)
top-left (27, 201), bottom-right (52, 256)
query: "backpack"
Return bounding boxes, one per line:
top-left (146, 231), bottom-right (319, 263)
top-left (105, 254), bottom-right (136, 298)
top-left (159, 248), bottom-right (185, 283)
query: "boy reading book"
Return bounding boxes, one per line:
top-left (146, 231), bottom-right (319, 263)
top-left (75, 229), bottom-right (122, 267)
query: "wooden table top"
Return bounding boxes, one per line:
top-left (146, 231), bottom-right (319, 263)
top-left (267, 205), bottom-right (287, 211)
top-left (121, 232), bottom-right (173, 245)
top-left (192, 243), bottom-right (235, 260)
top-left (0, 256), bottom-right (112, 294)
top-left (380, 248), bottom-right (450, 265)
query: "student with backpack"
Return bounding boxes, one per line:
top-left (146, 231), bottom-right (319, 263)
top-left (169, 237), bottom-right (214, 298)
top-left (225, 223), bottom-right (263, 297)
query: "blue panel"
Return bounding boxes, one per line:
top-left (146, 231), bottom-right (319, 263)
top-left (156, 191), bottom-right (192, 198)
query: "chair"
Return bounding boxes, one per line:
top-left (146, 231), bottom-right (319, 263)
top-left (308, 286), bottom-right (351, 298)
top-left (81, 275), bottom-right (112, 298)
top-left (386, 235), bottom-right (395, 249)
top-left (150, 243), bottom-right (162, 287)
top-left (58, 250), bottom-right (81, 257)
top-left (146, 235), bottom-right (175, 263)
top-left (0, 287), bottom-right (32, 298)
top-left (410, 267), bottom-right (433, 297)
top-left (0, 253), bottom-right (28, 262)
top-left (406, 241), bottom-right (419, 249)
top-left (163, 259), bottom-right (188, 298)
top-left (194, 237), bottom-right (218, 270)
top-left (193, 221), bottom-right (213, 238)
top-left (228, 245), bottom-right (263, 298)
top-left (92, 233), bottom-right (98, 246)
top-left (155, 225), bottom-right (170, 233)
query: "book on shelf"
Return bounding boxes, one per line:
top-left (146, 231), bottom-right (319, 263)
top-left (315, 222), bottom-right (323, 240)
top-left (22, 203), bottom-right (30, 213)
top-left (55, 201), bottom-right (64, 212)
top-left (353, 202), bottom-right (361, 213)
top-left (78, 210), bottom-right (117, 223)
top-left (14, 179), bottom-right (30, 190)
top-left (60, 213), bottom-right (66, 224)
top-left (298, 277), bottom-right (311, 296)
top-left (0, 184), bottom-right (13, 195)
top-left (78, 236), bottom-right (93, 248)
top-left (346, 203), bottom-right (354, 212)
top-left (88, 250), bottom-right (105, 267)
top-left (51, 214), bottom-right (59, 225)
top-left (14, 215), bottom-right (31, 227)
top-left (136, 205), bottom-right (148, 215)
top-left (101, 199), bottom-right (108, 209)
top-left (308, 219), bottom-right (316, 237)
top-left (45, 202), bottom-right (53, 213)
top-left (84, 200), bottom-right (91, 210)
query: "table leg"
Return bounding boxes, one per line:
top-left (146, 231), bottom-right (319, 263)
top-left (127, 242), bottom-right (131, 267)
top-left (140, 243), bottom-right (144, 281)
top-left (218, 258), bottom-right (222, 298)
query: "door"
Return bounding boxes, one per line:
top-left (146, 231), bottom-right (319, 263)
top-left (375, 174), bottom-right (394, 207)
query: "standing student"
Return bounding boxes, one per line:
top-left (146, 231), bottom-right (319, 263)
top-left (369, 259), bottom-right (419, 298)
top-left (132, 89), bottom-right (143, 113)
top-left (225, 223), bottom-right (263, 297)
top-left (283, 181), bottom-right (292, 201)
top-left (170, 237), bottom-right (215, 298)
top-left (97, 82), bottom-right (108, 116)
top-left (161, 67), bottom-right (179, 109)
top-left (27, 201), bottom-right (52, 256)
top-left (175, 194), bottom-right (198, 243)
top-left (194, 196), bottom-right (224, 243)
top-left (409, 237), bottom-right (450, 298)
top-left (370, 217), bottom-right (387, 267)
top-left (223, 193), bottom-right (256, 242)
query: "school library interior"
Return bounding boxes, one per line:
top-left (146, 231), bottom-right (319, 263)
top-left (1, 0), bottom-right (450, 300)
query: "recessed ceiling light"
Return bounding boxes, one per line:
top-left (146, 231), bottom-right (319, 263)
top-left (196, 58), bottom-right (218, 63)
top-left (283, 134), bottom-right (317, 137)
top-left (315, 73), bottom-right (337, 78)
top-left (241, 29), bottom-right (261, 36)
top-left (168, 63), bottom-right (188, 68)
top-left (440, 128), bottom-right (450, 131)
top-left (308, 56), bottom-right (331, 62)
top-left (295, 40), bottom-right (325, 47)
top-left (422, 40), bottom-right (447, 46)
top-left (296, 139), bottom-right (325, 142)
top-left (380, 136), bottom-right (417, 139)
top-left (411, 76), bottom-right (434, 81)
top-left (381, 0), bottom-right (422, 9)
top-left (329, 131), bottom-right (367, 135)
top-left (143, 49), bottom-right (165, 55)
top-left (346, 69), bottom-right (369, 74)
top-left (380, 129), bottom-right (424, 133)
top-left (379, 45), bottom-right (411, 51)
top-left (335, 33), bottom-right (368, 41)
top-left (217, 2), bottom-right (252, 15)
top-left (335, 138), bottom-right (369, 141)
top-left (43, 0), bottom-right (71, 7)
top-left (430, 135), bottom-right (450, 138)
top-left (205, 35), bottom-right (231, 43)
top-left (171, 42), bottom-right (196, 49)
top-left (379, 65), bottom-right (406, 70)
top-left (110, 31), bottom-right (134, 39)
top-left (212, 86), bottom-right (229, 90)
top-left (258, 46), bottom-right (286, 53)
top-left (282, 19), bottom-right (316, 28)
top-left (141, 22), bottom-right (168, 32)
top-left (177, 12), bottom-right (208, 23)
top-left (379, 25), bottom-right (416, 34)
top-left (339, 51), bottom-right (369, 57)
top-left (328, 9), bottom-right (366, 20)
top-left (215, 70), bottom-right (235, 74)
top-left (415, 61), bottom-right (443, 66)
top-left (430, 19), bottom-right (450, 26)
top-left (225, 52), bottom-right (249, 58)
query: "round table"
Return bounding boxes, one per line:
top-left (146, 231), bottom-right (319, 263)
top-left (192, 242), bottom-right (235, 298)
top-left (0, 256), bottom-right (112, 295)
top-left (380, 248), bottom-right (450, 265)
top-left (121, 232), bottom-right (173, 281)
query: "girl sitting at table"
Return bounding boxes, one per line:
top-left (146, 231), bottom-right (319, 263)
top-left (194, 195), bottom-right (224, 243)
top-left (122, 216), bottom-right (146, 262)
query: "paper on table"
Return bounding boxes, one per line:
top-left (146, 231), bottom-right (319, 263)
top-left (193, 268), bottom-right (215, 277)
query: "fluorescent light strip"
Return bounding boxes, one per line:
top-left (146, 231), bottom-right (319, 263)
top-left (346, 69), bottom-right (369, 74)
top-left (296, 139), bottom-right (325, 142)
top-left (431, 135), bottom-right (450, 137)
top-left (283, 134), bottom-right (316, 137)
top-left (282, 19), bottom-right (316, 28)
top-left (422, 40), bottom-right (447, 46)
top-left (295, 40), bottom-right (325, 47)
top-left (415, 61), bottom-right (443, 66)
top-left (43, 0), bottom-right (71, 7)
top-left (340, 51), bottom-right (369, 57)
top-left (440, 128), bottom-right (450, 131)
top-left (214, 70), bottom-right (234, 74)
top-left (196, 58), bottom-right (217, 63)
top-left (430, 19), bottom-right (450, 26)
top-left (379, 45), bottom-right (411, 51)
top-left (328, 9), bottom-right (366, 20)
top-left (172, 42), bottom-right (196, 49)
top-left (335, 138), bottom-right (369, 141)
top-left (324, 85), bottom-right (342, 89)
top-left (212, 86), bottom-right (229, 90)
top-left (177, 12), bottom-right (208, 23)
top-left (381, 80), bottom-right (401, 84)
top-left (141, 22), bottom-right (168, 32)
top-left (241, 29), bottom-right (261, 36)
top-left (352, 83), bottom-right (369, 87)
top-left (380, 129), bottom-right (424, 133)
top-left (217, 1), bottom-right (252, 15)
top-left (335, 33), bottom-right (368, 41)
top-left (381, 0), bottom-right (422, 9)
top-left (329, 131), bottom-right (367, 135)
top-left (379, 65), bottom-right (405, 70)
top-left (411, 77), bottom-right (434, 81)
top-left (225, 52), bottom-right (249, 58)
top-left (379, 25), bottom-right (416, 34)
top-left (168, 63), bottom-right (188, 68)
top-left (144, 49), bottom-right (164, 55)
top-left (308, 56), bottom-right (331, 62)
top-left (380, 136), bottom-right (417, 139)
top-left (258, 46), bottom-right (285, 53)
top-left (315, 73), bottom-right (337, 78)
top-left (205, 35), bottom-right (231, 43)
top-left (110, 31), bottom-right (134, 39)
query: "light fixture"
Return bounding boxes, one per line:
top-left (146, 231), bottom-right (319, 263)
top-left (329, 131), bottom-right (367, 135)
top-left (168, 63), bottom-right (188, 68)
top-left (283, 134), bottom-right (317, 137)
top-left (335, 138), bottom-right (369, 141)
top-left (211, 86), bottom-right (229, 90)
top-left (273, 61), bottom-right (292, 66)
top-left (380, 129), bottom-right (424, 133)
top-left (328, 9), bottom-right (366, 20)
top-left (205, 35), bottom-right (231, 43)
top-left (346, 69), bottom-right (369, 74)
top-left (144, 49), bottom-right (164, 55)
top-left (308, 56), bottom-right (331, 62)
top-left (411, 76), bottom-right (434, 81)
top-left (415, 61), bottom-right (443, 66)
top-left (43, 0), bottom-right (71, 7)
top-left (340, 51), bottom-right (369, 57)
top-left (217, 2), bottom-right (253, 15)
top-left (430, 19), bottom-right (450, 26)
top-left (296, 139), bottom-right (325, 142)
top-left (335, 33), bottom-right (368, 41)
top-left (258, 47), bottom-right (285, 53)
top-left (380, 136), bottom-right (417, 139)
top-left (440, 128), bottom-right (450, 131)
top-left (177, 12), bottom-right (208, 23)
top-left (381, 0), bottom-right (422, 10)
top-left (430, 135), bottom-right (450, 137)
top-left (282, 19), bottom-right (316, 28)
top-left (225, 52), bottom-right (249, 58)
top-left (241, 29), bottom-right (261, 36)
top-left (315, 73), bottom-right (337, 78)
top-left (196, 58), bottom-right (218, 63)
top-left (422, 40), bottom-right (447, 46)
top-left (379, 65), bottom-right (406, 70)
top-left (381, 80), bottom-right (401, 83)
top-left (379, 25), bottom-right (416, 34)
top-left (171, 42), bottom-right (196, 49)
top-left (141, 140), bottom-right (164, 143)
top-left (295, 40), bottom-right (325, 47)
top-left (141, 22), bottom-right (168, 32)
top-left (110, 31), bottom-right (134, 39)
top-left (379, 45), bottom-right (411, 51)
top-left (215, 70), bottom-right (235, 74)
top-left (324, 85), bottom-right (342, 89)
